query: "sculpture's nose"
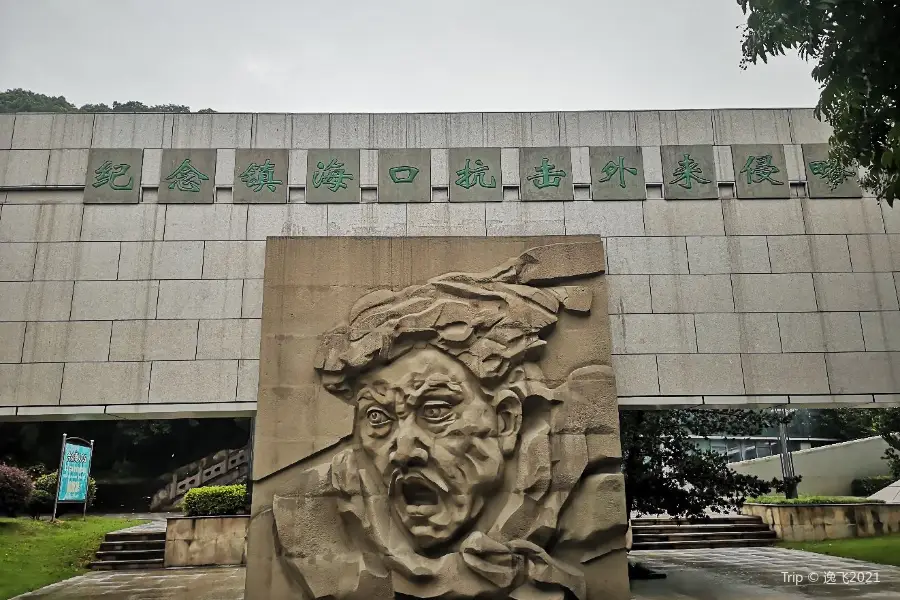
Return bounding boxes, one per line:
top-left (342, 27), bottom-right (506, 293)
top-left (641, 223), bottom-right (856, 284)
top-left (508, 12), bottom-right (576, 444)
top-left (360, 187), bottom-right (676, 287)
top-left (389, 415), bottom-right (428, 470)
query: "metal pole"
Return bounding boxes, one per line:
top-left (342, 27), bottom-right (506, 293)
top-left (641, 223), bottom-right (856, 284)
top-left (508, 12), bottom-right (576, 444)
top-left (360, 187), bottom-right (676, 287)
top-left (777, 409), bottom-right (797, 498)
top-left (83, 440), bottom-right (94, 520)
top-left (246, 418), bottom-right (255, 509)
top-left (52, 433), bottom-right (66, 522)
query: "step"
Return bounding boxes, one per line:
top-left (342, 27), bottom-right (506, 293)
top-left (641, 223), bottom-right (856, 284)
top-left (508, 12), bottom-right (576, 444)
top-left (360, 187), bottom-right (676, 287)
top-left (104, 531), bottom-right (166, 543)
top-left (95, 549), bottom-right (166, 561)
top-left (88, 559), bottom-right (165, 571)
top-left (631, 523), bottom-right (770, 535)
top-left (633, 531), bottom-right (777, 543)
top-left (631, 516), bottom-right (762, 526)
top-left (99, 540), bottom-right (166, 552)
top-left (631, 522), bottom-right (769, 533)
top-left (632, 538), bottom-right (776, 550)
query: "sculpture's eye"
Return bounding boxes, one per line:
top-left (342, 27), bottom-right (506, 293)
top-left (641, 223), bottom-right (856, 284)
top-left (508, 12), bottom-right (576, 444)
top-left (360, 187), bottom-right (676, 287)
top-left (420, 401), bottom-right (452, 423)
top-left (366, 407), bottom-right (391, 426)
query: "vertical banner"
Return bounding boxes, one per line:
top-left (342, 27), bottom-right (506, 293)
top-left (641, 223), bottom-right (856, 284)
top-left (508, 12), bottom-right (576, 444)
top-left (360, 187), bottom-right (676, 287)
top-left (57, 441), bottom-right (93, 502)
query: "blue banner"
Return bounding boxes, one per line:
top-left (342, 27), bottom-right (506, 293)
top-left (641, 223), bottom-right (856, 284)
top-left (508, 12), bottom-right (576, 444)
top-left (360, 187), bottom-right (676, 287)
top-left (58, 443), bottom-right (92, 502)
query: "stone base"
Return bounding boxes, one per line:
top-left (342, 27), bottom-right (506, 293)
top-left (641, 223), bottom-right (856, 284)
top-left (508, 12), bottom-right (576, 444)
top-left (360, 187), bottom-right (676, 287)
top-left (742, 502), bottom-right (900, 542)
top-left (165, 515), bottom-right (249, 567)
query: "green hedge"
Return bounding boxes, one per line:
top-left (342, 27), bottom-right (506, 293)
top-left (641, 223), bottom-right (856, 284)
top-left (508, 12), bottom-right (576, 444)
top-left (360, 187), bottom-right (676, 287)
top-left (749, 494), bottom-right (885, 505)
top-left (850, 475), bottom-right (895, 497)
top-left (33, 472), bottom-right (97, 509)
top-left (182, 484), bottom-right (248, 517)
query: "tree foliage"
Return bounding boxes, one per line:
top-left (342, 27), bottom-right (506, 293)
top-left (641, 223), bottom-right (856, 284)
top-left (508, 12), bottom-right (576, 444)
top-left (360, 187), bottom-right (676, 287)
top-left (807, 407), bottom-right (900, 477)
top-left (0, 464), bottom-right (33, 517)
top-left (738, 0), bottom-right (900, 206)
top-left (620, 409), bottom-right (780, 519)
top-left (0, 88), bottom-right (214, 114)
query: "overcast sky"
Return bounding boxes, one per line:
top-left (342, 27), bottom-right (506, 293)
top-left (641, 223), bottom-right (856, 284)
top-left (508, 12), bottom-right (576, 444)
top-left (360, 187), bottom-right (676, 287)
top-left (0, 0), bottom-right (820, 113)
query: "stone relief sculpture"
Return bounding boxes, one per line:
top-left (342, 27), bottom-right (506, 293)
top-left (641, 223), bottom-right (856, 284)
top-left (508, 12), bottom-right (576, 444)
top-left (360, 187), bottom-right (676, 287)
top-left (249, 238), bottom-right (627, 600)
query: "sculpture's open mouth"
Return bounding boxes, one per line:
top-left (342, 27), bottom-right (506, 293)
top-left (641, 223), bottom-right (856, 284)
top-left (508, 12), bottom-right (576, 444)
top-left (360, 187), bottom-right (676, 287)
top-left (399, 478), bottom-right (439, 506)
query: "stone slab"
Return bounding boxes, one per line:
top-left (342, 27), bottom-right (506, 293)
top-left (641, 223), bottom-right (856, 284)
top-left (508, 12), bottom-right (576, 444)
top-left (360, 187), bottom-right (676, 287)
top-left (305, 149), bottom-right (359, 204)
top-left (802, 144), bottom-right (862, 198)
top-left (730, 144), bottom-right (790, 199)
top-left (232, 149), bottom-right (288, 204)
top-left (661, 145), bottom-right (718, 200)
top-left (519, 147), bottom-right (573, 201)
top-left (83, 149), bottom-right (142, 204)
top-left (377, 148), bottom-right (430, 203)
top-left (158, 149), bottom-right (216, 204)
top-left (448, 147), bottom-right (502, 202)
top-left (590, 146), bottom-right (646, 200)
top-left (247, 236), bottom-right (626, 600)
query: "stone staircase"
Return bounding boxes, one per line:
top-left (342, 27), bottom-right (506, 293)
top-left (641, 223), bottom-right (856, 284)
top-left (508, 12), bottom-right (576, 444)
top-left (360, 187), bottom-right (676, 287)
top-left (89, 528), bottom-right (166, 570)
top-left (630, 515), bottom-right (777, 550)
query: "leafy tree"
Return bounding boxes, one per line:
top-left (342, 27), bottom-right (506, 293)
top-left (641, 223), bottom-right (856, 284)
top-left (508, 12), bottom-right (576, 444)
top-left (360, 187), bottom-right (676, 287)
top-left (806, 408), bottom-right (900, 477)
top-left (0, 88), bottom-right (75, 113)
top-left (0, 88), bottom-right (212, 114)
top-left (737, 0), bottom-right (900, 206)
top-left (808, 408), bottom-right (878, 441)
top-left (620, 409), bottom-right (779, 518)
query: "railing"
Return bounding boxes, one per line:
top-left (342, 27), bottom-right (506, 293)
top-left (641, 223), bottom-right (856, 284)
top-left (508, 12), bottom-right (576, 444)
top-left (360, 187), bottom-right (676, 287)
top-left (149, 446), bottom-right (250, 511)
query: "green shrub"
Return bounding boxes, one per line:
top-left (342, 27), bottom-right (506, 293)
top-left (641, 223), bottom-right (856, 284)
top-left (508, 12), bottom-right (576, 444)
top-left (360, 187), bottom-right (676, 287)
top-left (851, 475), bottom-right (895, 497)
top-left (33, 472), bottom-right (98, 508)
top-left (26, 489), bottom-right (54, 518)
top-left (182, 484), bottom-right (248, 517)
top-left (0, 464), bottom-right (33, 516)
top-left (748, 494), bottom-right (885, 505)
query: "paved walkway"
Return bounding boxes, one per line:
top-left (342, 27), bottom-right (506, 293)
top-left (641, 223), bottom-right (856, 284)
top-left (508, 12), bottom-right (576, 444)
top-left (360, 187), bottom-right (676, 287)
top-left (11, 548), bottom-right (900, 599)
top-left (104, 513), bottom-right (178, 534)
top-left (631, 547), bottom-right (900, 599)
top-left (13, 568), bottom-right (244, 600)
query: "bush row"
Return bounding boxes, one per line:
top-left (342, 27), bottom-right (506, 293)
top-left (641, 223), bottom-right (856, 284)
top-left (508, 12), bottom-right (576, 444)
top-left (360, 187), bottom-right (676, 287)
top-left (182, 484), bottom-right (249, 517)
top-left (0, 464), bottom-right (97, 518)
top-left (850, 475), bottom-right (895, 497)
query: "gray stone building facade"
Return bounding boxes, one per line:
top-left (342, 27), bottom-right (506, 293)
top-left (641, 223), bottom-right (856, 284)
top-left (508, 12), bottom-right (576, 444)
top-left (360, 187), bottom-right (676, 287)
top-left (0, 109), bottom-right (898, 420)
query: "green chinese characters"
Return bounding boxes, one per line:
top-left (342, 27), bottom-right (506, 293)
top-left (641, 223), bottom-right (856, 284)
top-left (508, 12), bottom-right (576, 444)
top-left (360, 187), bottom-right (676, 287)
top-left (803, 144), bottom-right (860, 198)
top-left (93, 160), bottom-right (134, 191)
top-left (234, 150), bottom-right (289, 203)
top-left (83, 149), bottom-right (143, 204)
top-left (449, 148), bottom-right (502, 202)
top-left (378, 149), bottom-right (430, 203)
top-left (520, 148), bottom-right (572, 201)
top-left (731, 145), bottom-right (790, 199)
top-left (158, 150), bottom-right (216, 204)
top-left (166, 159), bottom-right (209, 193)
top-left (661, 145), bottom-right (718, 200)
top-left (590, 147), bottom-right (645, 200)
top-left (306, 150), bottom-right (360, 204)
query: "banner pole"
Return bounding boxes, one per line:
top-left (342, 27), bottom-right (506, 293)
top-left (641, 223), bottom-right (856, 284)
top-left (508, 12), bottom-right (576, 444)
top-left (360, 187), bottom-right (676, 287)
top-left (52, 433), bottom-right (66, 523)
top-left (83, 440), bottom-right (94, 520)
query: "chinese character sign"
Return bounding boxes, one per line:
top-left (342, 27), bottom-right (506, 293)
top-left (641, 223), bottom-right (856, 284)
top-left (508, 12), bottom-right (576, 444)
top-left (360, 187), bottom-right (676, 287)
top-left (449, 148), bottom-right (502, 202)
top-left (661, 145), bottom-right (718, 199)
top-left (520, 148), bottom-right (572, 201)
top-left (378, 149), bottom-right (430, 203)
top-left (803, 144), bottom-right (861, 198)
top-left (590, 147), bottom-right (646, 200)
top-left (306, 150), bottom-right (360, 203)
top-left (58, 443), bottom-right (93, 502)
top-left (234, 149), bottom-right (289, 203)
top-left (731, 145), bottom-right (790, 199)
top-left (158, 150), bottom-right (217, 204)
top-left (83, 149), bottom-right (143, 204)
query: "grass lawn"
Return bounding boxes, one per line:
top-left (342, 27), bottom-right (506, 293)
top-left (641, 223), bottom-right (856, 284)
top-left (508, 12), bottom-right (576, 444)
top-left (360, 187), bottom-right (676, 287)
top-left (780, 534), bottom-right (900, 567)
top-left (0, 515), bottom-right (144, 600)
